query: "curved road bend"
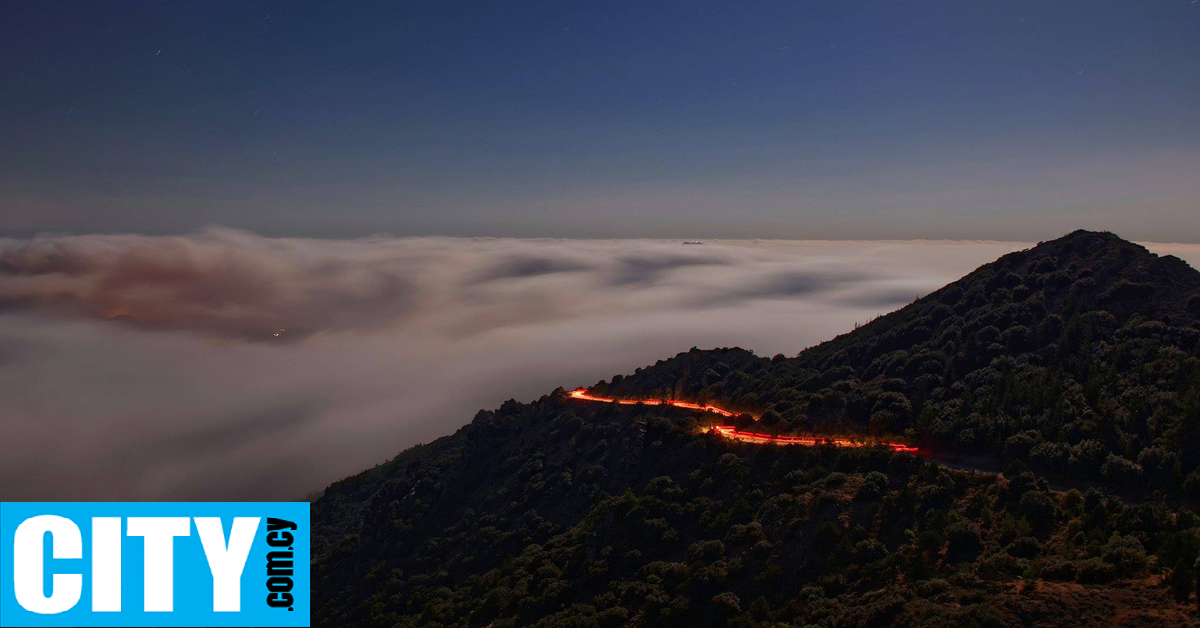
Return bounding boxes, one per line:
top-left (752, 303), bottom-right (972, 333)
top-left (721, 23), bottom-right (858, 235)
top-left (567, 388), bottom-right (918, 454)
top-left (567, 388), bottom-right (1144, 502)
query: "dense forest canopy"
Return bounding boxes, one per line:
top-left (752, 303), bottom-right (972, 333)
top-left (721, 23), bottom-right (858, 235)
top-left (597, 231), bottom-right (1200, 497)
top-left (313, 231), bottom-right (1200, 627)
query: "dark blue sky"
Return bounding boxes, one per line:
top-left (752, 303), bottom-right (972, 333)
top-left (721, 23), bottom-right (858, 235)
top-left (2, 0), bottom-right (1197, 240)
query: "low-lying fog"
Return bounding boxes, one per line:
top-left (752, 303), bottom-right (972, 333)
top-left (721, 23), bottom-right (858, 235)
top-left (2, 230), bottom-right (1196, 500)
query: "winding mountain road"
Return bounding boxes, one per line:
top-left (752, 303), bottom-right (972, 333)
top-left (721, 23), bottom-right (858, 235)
top-left (568, 388), bottom-right (918, 454)
top-left (565, 388), bottom-right (1151, 506)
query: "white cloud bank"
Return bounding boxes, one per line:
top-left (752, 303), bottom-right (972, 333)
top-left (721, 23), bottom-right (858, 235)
top-left (1, 231), bottom-right (1196, 500)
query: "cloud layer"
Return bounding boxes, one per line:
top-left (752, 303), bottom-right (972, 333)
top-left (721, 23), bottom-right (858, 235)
top-left (2, 231), bottom-right (1196, 500)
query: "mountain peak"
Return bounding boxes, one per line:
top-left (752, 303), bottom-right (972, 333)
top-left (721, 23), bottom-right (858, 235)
top-left (964, 229), bottom-right (1197, 318)
top-left (1052, 228), bottom-right (1123, 242)
top-left (1032, 229), bottom-right (1147, 256)
top-left (789, 229), bottom-right (1199, 378)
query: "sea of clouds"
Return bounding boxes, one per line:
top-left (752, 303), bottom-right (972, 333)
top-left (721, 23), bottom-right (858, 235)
top-left (2, 229), bottom-right (1196, 500)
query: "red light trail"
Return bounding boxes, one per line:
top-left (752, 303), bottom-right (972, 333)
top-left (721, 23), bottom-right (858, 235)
top-left (567, 388), bottom-right (737, 416)
top-left (568, 388), bottom-right (918, 454)
top-left (709, 426), bottom-right (918, 453)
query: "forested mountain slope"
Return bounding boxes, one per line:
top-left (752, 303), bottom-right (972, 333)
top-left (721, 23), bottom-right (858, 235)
top-left (596, 231), bottom-right (1200, 497)
top-left (312, 231), bottom-right (1200, 627)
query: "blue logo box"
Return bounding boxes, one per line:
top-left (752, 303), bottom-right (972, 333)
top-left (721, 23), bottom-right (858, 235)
top-left (1, 502), bottom-right (309, 627)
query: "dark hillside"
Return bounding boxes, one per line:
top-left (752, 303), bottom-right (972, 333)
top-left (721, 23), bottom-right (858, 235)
top-left (798, 230), bottom-right (1199, 372)
top-left (594, 231), bottom-right (1200, 498)
top-left (313, 393), bottom-right (1198, 627)
top-left (312, 231), bottom-right (1200, 627)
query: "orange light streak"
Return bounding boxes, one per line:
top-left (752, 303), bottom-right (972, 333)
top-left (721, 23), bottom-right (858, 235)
top-left (711, 425), bottom-right (918, 453)
top-left (567, 388), bottom-right (737, 417)
top-left (568, 388), bottom-right (918, 454)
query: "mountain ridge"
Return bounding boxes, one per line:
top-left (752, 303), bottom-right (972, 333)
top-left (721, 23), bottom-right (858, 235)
top-left (591, 230), bottom-right (1200, 492)
top-left (312, 230), bottom-right (1200, 627)
top-left (798, 229), bottom-right (1199, 367)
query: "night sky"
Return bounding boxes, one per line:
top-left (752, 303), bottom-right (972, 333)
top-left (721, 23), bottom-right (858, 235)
top-left (2, 0), bottom-right (1197, 240)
